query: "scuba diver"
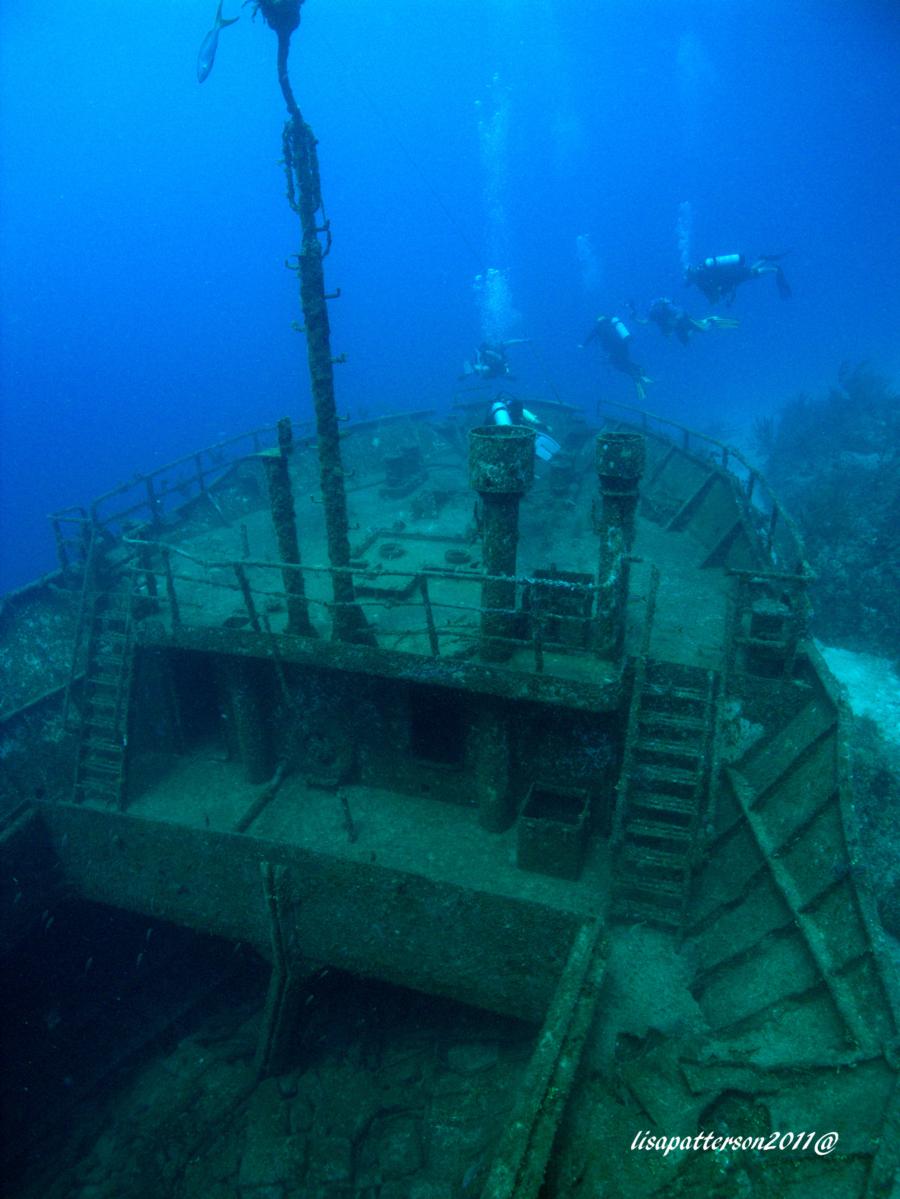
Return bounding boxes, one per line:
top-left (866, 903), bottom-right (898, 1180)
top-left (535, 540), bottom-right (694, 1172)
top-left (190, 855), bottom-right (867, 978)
top-left (581, 315), bottom-right (652, 402)
top-left (685, 253), bottom-right (792, 306)
top-left (460, 338), bottom-right (532, 378)
top-left (461, 339), bottom-right (530, 382)
top-left (488, 394), bottom-right (560, 462)
top-left (632, 297), bottom-right (739, 346)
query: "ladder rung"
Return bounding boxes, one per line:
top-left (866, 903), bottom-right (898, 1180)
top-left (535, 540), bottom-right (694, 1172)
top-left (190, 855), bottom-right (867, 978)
top-left (622, 845), bottom-right (687, 873)
top-left (630, 789), bottom-right (698, 816)
top-left (80, 758), bottom-right (120, 776)
top-left (611, 898), bottom-right (682, 928)
top-left (638, 736), bottom-right (702, 756)
top-left (643, 685), bottom-right (706, 705)
top-left (638, 763), bottom-right (699, 787)
top-left (76, 782), bottom-right (119, 800)
top-left (616, 872), bottom-right (683, 898)
top-left (626, 819), bottom-right (692, 843)
top-left (84, 739), bottom-right (121, 754)
top-left (639, 712), bottom-right (707, 733)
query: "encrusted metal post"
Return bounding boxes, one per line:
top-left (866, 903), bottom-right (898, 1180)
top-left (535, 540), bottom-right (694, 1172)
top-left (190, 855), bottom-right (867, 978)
top-left (472, 703), bottom-right (513, 832)
top-left (258, 0), bottom-right (373, 646)
top-left (260, 417), bottom-right (317, 637)
top-left (468, 425), bottom-right (535, 662)
top-left (161, 549), bottom-right (181, 628)
top-left (217, 658), bottom-right (271, 784)
top-left (255, 861), bottom-right (313, 1080)
top-left (418, 574), bottom-right (439, 656)
top-left (594, 432), bottom-right (646, 659)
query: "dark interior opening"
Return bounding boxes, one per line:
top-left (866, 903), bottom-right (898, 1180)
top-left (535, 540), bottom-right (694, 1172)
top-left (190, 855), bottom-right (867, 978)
top-left (170, 650), bottom-right (223, 744)
top-left (523, 785), bottom-right (587, 825)
top-left (409, 686), bottom-right (466, 766)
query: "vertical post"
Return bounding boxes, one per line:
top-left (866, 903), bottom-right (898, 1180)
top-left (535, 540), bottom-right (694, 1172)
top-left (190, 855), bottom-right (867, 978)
top-left (233, 563), bottom-right (263, 632)
top-left (594, 432), bottom-right (646, 659)
top-left (258, 0), bottom-right (373, 646)
top-left (217, 658), bottom-right (271, 784)
top-left (162, 549), bottom-right (181, 628)
top-left (468, 425), bottom-right (535, 663)
top-left (137, 540), bottom-right (159, 600)
top-left (418, 574), bottom-right (439, 656)
top-left (472, 703), bottom-right (513, 832)
top-left (766, 505), bottom-right (779, 556)
top-left (532, 615), bottom-right (545, 674)
top-left (255, 862), bottom-right (313, 1079)
top-left (51, 518), bottom-right (70, 574)
top-left (260, 417), bottom-right (317, 637)
top-left (145, 475), bottom-right (160, 529)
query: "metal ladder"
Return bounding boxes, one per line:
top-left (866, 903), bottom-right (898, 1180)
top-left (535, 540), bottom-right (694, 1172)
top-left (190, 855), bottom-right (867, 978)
top-left (612, 659), bottom-right (718, 930)
top-left (71, 582), bottom-right (135, 808)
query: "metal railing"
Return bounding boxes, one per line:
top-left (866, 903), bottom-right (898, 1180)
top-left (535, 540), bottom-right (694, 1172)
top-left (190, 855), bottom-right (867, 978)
top-left (121, 533), bottom-right (610, 675)
top-left (48, 421), bottom-right (292, 576)
top-left (599, 399), bottom-right (812, 580)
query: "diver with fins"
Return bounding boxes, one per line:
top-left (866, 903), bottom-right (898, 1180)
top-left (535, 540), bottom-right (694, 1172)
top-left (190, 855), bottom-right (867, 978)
top-left (581, 315), bottom-right (653, 402)
top-left (630, 298), bottom-right (740, 345)
top-left (487, 394), bottom-right (560, 462)
top-left (461, 339), bottom-right (530, 383)
top-left (685, 253), bottom-right (792, 305)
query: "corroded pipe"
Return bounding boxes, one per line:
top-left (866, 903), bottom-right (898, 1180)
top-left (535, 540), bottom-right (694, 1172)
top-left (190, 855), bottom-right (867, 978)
top-left (595, 431), bottom-right (646, 551)
top-left (260, 418), bottom-right (317, 638)
top-left (594, 432), bottom-right (646, 659)
top-left (469, 425), bottom-right (535, 662)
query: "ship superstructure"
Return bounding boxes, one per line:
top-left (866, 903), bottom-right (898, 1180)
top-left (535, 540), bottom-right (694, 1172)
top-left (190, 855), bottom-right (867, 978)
top-left (2, 398), bottom-right (898, 1197)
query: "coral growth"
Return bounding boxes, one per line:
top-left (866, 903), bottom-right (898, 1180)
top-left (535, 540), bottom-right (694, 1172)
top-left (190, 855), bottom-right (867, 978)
top-left (756, 363), bottom-right (900, 662)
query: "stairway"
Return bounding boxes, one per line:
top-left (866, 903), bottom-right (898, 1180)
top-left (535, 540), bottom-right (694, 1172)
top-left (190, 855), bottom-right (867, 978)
top-left (612, 660), bottom-right (717, 929)
top-left (72, 587), bottom-right (135, 807)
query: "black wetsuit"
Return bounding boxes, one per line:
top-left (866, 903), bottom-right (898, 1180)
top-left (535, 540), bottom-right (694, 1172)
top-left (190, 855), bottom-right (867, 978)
top-left (584, 316), bottom-right (646, 386)
top-left (686, 255), bottom-right (791, 305)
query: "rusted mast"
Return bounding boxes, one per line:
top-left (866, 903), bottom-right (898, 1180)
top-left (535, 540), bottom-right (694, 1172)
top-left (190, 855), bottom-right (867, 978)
top-left (258, 0), bottom-right (373, 644)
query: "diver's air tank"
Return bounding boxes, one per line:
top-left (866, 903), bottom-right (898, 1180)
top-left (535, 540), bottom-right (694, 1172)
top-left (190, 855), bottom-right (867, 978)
top-left (610, 316), bottom-right (631, 341)
top-left (705, 253), bottom-right (744, 270)
top-left (491, 399), bottom-right (513, 427)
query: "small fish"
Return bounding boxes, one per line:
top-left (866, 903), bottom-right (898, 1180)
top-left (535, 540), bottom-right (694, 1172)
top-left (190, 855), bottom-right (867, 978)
top-left (197, 1), bottom-right (239, 84)
top-left (135, 952), bottom-right (144, 970)
top-left (84, 956), bottom-right (94, 974)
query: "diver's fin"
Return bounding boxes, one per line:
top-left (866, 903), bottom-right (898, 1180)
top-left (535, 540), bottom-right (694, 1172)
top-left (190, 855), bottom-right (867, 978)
top-left (535, 433), bottom-right (561, 462)
top-left (710, 316), bottom-right (740, 330)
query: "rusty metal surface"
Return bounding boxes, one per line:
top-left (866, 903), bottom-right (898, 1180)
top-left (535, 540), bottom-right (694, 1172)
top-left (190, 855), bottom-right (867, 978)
top-left (36, 801), bottom-right (587, 1024)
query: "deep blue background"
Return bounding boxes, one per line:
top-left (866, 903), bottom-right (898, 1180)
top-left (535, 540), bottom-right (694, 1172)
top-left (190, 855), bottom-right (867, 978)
top-left (2, 0), bottom-right (899, 593)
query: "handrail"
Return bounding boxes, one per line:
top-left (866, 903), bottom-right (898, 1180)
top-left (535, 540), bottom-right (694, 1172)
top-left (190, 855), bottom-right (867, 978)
top-left (46, 410), bottom-right (446, 575)
top-left (123, 534), bottom-right (614, 596)
top-left (121, 534), bottom-right (610, 670)
top-left (599, 398), bottom-right (811, 579)
top-left (51, 422), bottom-right (288, 523)
top-left (47, 421), bottom-right (291, 575)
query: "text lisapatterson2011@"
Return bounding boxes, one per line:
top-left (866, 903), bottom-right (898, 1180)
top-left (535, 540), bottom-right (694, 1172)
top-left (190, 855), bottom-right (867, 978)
top-left (630, 1130), bottom-right (839, 1157)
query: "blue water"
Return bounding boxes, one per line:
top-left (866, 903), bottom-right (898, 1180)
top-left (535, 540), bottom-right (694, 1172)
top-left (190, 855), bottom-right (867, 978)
top-left (2, 0), bottom-right (899, 594)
